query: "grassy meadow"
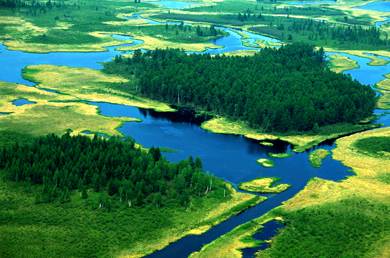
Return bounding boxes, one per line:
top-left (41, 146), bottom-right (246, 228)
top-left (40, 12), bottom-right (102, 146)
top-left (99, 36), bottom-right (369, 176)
top-left (237, 177), bottom-right (291, 194)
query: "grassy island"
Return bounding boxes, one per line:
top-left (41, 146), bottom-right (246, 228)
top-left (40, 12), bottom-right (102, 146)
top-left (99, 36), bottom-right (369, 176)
top-left (328, 54), bottom-right (360, 73)
top-left (238, 177), bottom-right (291, 194)
top-left (259, 141), bottom-right (274, 146)
top-left (309, 149), bottom-right (331, 168)
top-left (268, 152), bottom-right (293, 159)
top-left (256, 158), bottom-right (275, 168)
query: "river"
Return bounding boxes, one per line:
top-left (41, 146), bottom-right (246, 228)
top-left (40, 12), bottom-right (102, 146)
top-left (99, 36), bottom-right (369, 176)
top-left (1, 3), bottom-right (390, 257)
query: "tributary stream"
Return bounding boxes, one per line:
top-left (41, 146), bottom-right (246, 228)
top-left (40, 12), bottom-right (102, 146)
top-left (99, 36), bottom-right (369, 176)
top-left (1, 3), bottom-right (390, 257)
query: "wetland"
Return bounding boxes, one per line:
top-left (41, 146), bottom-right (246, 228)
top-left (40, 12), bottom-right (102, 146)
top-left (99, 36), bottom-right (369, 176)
top-left (2, 0), bottom-right (390, 257)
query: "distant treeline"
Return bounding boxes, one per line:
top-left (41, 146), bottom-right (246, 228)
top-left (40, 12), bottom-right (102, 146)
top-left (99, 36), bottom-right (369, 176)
top-left (0, 132), bottom-right (224, 208)
top-left (103, 43), bottom-right (376, 133)
top-left (261, 18), bottom-right (388, 46)
top-left (1, 0), bottom-right (76, 11)
top-left (155, 12), bottom-right (387, 49)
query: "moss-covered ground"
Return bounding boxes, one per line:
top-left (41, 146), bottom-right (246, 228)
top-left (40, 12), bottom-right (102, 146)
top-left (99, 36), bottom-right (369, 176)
top-left (268, 153), bottom-right (293, 159)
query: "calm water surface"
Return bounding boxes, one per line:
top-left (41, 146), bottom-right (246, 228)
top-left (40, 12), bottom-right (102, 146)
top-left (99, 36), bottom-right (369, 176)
top-left (12, 98), bottom-right (36, 106)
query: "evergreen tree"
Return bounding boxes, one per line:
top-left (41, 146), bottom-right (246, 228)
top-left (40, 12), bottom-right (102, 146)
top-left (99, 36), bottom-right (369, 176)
top-left (81, 186), bottom-right (88, 199)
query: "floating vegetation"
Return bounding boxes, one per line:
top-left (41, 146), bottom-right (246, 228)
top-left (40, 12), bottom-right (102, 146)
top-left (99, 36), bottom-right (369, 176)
top-left (256, 158), bottom-right (275, 168)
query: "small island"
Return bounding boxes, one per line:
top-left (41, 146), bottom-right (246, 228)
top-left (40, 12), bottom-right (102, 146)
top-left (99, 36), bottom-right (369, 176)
top-left (268, 152), bottom-right (293, 159)
top-left (259, 141), bottom-right (274, 146)
top-left (309, 149), bottom-right (331, 168)
top-left (238, 177), bottom-right (291, 194)
top-left (256, 158), bottom-right (275, 168)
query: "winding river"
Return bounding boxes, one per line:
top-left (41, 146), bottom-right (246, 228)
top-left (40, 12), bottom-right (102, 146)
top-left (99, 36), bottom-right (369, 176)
top-left (1, 3), bottom-right (390, 257)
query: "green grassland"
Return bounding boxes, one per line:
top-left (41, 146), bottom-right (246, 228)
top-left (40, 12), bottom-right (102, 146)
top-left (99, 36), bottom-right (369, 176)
top-left (354, 136), bottom-right (390, 158)
top-left (268, 152), bottom-right (293, 158)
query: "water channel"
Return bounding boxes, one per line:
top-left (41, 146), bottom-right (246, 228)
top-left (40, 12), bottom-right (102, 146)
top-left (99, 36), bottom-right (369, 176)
top-left (1, 2), bottom-right (390, 257)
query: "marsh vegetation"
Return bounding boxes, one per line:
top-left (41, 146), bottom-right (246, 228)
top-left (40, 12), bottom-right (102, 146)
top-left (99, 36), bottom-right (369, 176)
top-left (2, 0), bottom-right (390, 257)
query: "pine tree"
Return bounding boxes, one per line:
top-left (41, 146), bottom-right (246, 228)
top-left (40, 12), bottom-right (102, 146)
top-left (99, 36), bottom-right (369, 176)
top-left (81, 186), bottom-right (88, 199)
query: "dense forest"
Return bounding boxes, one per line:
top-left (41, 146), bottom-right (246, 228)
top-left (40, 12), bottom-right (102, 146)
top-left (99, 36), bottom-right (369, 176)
top-left (103, 43), bottom-right (377, 132)
top-left (0, 132), bottom-right (225, 209)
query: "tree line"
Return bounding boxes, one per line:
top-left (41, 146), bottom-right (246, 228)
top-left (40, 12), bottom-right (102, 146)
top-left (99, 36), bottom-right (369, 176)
top-left (0, 131), bottom-right (224, 209)
top-left (103, 42), bottom-right (376, 133)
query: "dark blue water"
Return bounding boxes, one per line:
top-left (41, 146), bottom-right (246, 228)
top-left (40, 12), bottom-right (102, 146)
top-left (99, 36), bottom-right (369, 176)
top-left (353, 1), bottom-right (390, 11)
top-left (12, 98), bottom-right (36, 106)
top-left (0, 113), bottom-right (10, 115)
top-left (241, 220), bottom-right (285, 258)
top-left (93, 102), bottom-right (348, 185)
top-left (145, 1), bottom-right (205, 9)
